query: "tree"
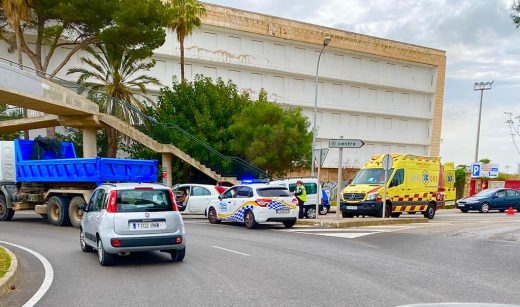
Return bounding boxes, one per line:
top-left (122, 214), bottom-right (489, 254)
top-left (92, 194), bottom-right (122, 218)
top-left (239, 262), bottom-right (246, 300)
top-left (67, 43), bottom-right (160, 157)
top-left (0, 0), bottom-right (169, 79)
top-left (479, 158), bottom-right (491, 164)
top-left (1, 0), bottom-right (31, 67)
top-left (169, 0), bottom-right (206, 82)
top-left (0, 104), bottom-right (22, 140)
top-left (229, 91), bottom-right (312, 177)
top-left (455, 165), bottom-right (467, 200)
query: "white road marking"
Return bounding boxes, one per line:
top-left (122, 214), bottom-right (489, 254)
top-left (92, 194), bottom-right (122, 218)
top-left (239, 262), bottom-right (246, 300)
top-left (0, 240), bottom-right (54, 307)
top-left (212, 245), bottom-right (250, 257)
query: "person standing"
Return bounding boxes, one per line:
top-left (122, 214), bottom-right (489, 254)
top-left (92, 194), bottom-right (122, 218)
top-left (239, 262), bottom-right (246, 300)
top-left (294, 180), bottom-right (307, 219)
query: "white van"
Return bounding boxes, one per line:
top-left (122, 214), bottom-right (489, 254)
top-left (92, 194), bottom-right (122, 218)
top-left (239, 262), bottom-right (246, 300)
top-left (270, 178), bottom-right (329, 218)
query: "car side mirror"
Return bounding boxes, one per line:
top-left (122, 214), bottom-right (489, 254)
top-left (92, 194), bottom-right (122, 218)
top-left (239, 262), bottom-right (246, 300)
top-left (79, 204), bottom-right (87, 212)
top-left (218, 195), bottom-right (223, 200)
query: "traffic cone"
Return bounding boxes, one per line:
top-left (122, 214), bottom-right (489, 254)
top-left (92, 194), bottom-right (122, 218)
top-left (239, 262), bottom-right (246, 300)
top-left (506, 207), bottom-right (515, 216)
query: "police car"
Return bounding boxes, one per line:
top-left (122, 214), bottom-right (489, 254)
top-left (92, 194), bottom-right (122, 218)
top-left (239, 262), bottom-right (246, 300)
top-left (206, 184), bottom-right (299, 229)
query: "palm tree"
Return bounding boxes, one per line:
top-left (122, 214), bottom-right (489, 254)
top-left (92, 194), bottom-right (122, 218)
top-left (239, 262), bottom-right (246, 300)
top-left (2, 0), bottom-right (32, 139)
top-left (169, 0), bottom-right (206, 82)
top-left (67, 44), bottom-right (161, 158)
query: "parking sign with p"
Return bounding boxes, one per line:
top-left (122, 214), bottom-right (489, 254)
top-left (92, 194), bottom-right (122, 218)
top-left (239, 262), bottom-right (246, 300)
top-left (471, 163), bottom-right (481, 178)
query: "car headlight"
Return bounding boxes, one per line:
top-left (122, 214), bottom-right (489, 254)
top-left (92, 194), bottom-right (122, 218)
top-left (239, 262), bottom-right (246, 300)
top-left (367, 192), bottom-right (379, 201)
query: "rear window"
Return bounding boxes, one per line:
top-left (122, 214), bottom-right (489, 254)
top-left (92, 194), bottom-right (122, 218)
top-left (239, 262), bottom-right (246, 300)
top-left (117, 189), bottom-right (172, 212)
top-left (257, 187), bottom-right (292, 197)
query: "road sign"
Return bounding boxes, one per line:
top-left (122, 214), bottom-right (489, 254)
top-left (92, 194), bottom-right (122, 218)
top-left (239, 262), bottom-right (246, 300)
top-left (314, 148), bottom-right (329, 167)
top-left (329, 139), bottom-right (365, 149)
top-left (382, 154), bottom-right (393, 171)
top-left (471, 163), bottom-right (481, 178)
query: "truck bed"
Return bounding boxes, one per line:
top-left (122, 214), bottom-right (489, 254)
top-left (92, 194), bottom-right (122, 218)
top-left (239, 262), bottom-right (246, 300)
top-left (14, 139), bottom-right (158, 184)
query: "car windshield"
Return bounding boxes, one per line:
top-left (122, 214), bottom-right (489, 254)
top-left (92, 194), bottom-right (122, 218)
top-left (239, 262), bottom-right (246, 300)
top-left (474, 189), bottom-right (498, 197)
top-left (351, 168), bottom-right (392, 185)
top-left (117, 189), bottom-right (172, 212)
top-left (257, 187), bottom-right (292, 197)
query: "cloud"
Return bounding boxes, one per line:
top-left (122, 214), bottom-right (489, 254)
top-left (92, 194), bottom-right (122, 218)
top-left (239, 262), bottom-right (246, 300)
top-left (207, 0), bottom-right (520, 170)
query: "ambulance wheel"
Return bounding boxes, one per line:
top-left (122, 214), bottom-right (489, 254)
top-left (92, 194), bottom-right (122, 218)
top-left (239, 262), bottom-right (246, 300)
top-left (341, 211), bottom-right (353, 218)
top-left (423, 203), bottom-right (436, 219)
top-left (379, 203), bottom-right (391, 218)
top-left (244, 210), bottom-right (258, 229)
top-left (460, 209), bottom-right (469, 213)
top-left (407, 212), bottom-right (417, 215)
top-left (207, 207), bottom-right (221, 224)
top-left (391, 212), bottom-right (401, 218)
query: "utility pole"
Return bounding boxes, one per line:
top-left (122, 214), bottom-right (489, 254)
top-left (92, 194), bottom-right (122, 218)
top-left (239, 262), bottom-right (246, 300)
top-left (473, 81), bottom-right (493, 163)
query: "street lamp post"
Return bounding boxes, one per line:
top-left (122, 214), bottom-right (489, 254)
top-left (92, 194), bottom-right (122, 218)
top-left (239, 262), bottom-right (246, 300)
top-left (311, 36), bottom-right (331, 178)
top-left (473, 81), bottom-right (494, 163)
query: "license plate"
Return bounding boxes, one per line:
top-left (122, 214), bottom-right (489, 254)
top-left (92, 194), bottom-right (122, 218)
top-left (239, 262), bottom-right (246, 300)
top-left (276, 208), bottom-right (290, 214)
top-left (346, 206), bottom-right (357, 210)
top-left (130, 221), bottom-right (166, 230)
top-left (457, 204), bottom-right (465, 207)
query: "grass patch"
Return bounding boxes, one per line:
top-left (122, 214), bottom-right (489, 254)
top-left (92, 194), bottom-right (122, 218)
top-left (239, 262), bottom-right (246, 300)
top-left (0, 246), bottom-right (11, 279)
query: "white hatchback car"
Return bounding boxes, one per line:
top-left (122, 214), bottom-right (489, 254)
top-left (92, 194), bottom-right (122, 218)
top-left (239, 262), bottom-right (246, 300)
top-left (172, 184), bottom-right (221, 215)
top-left (206, 184), bottom-right (298, 229)
top-left (80, 183), bottom-right (186, 266)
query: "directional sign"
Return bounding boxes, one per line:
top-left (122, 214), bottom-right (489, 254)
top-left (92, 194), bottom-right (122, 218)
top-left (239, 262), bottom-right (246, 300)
top-left (328, 139), bottom-right (365, 149)
top-left (382, 154), bottom-right (393, 171)
top-left (314, 148), bottom-right (329, 167)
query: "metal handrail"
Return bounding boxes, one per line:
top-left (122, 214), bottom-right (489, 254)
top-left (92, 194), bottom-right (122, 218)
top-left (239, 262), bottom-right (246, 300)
top-left (0, 56), bottom-right (266, 179)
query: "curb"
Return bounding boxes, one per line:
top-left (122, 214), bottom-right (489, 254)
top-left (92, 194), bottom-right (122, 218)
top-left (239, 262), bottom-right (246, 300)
top-left (0, 246), bottom-right (18, 294)
top-left (296, 217), bottom-right (429, 228)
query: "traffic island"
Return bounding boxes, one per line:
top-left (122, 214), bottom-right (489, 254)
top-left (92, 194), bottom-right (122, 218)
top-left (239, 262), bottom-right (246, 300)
top-left (296, 216), bottom-right (429, 228)
top-left (0, 246), bottom-right (18, 294)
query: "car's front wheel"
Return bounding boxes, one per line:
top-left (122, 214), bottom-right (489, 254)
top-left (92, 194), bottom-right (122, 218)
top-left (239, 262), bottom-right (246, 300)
top-left (319, 206), bottom-right (329, 215)
top-left (80, 228), bottom-right (93, 253)
top-left (460, 209), bottom-right (469, 213)
top-left (244, 210), bottom-right (258, 229)
top-left (479, 202), bottom-right (490, 213)
top-left (207, 207), bottom-right (221, 224)
top-left (97, 239), bottom-right (115, 266)
top-left (170, 247), bottom-right (186, 262)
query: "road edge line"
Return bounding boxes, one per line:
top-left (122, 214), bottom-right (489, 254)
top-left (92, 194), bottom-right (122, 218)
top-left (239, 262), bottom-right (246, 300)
top-left (0, 241), bottom-right (54, 307)
top-left (212, 245), bottom-right (250, 256)
top-left (0, 245), bottom-right (18, 294)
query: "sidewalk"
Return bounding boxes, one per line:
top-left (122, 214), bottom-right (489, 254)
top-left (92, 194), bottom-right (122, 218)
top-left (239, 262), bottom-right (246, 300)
top-left (297, 208), bottom-right (429, 228)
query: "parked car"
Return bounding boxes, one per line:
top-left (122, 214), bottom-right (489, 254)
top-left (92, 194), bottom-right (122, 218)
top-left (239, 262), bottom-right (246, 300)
top-left (456, 188), bottom-right (520, 213)
top-left (80, 183), bottom-right (186, 266)
top-left (206, 184), bottom-right (299, 229)
top-left (172, 184), bottom-right (221, 215)
top-left (270, 178), bottom-right (329, 218)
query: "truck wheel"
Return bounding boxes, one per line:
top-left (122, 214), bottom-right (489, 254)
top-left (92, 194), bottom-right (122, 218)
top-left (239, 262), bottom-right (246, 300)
top-left (69, 196), bottom-right (86, 229)
top-left (423, 203), bottom-right (436, 219)
top-left (47, 196), bottom-right (70, 226)
top-left (0, 195), bottom-right (14, 221)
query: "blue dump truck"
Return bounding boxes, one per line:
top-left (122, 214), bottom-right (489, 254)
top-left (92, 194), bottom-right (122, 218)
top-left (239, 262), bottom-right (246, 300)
top-left (0, 139), bottom-right (158, 228)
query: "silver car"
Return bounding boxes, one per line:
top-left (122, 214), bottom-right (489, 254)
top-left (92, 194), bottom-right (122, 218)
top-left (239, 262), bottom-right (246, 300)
top-left (79, 183), bottom-right (186, 266)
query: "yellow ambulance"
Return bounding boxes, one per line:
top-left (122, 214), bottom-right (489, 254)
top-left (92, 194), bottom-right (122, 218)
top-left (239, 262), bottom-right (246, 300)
top-left (339, 154), bottom-right (455, 219)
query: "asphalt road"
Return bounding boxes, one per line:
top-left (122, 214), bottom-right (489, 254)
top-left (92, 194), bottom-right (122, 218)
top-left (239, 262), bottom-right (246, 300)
top-left (1, 210), bottom-right (520, 307)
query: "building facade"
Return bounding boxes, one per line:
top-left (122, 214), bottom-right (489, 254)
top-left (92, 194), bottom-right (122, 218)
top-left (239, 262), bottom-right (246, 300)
top-left (0, 2), bottom-right (446, 172)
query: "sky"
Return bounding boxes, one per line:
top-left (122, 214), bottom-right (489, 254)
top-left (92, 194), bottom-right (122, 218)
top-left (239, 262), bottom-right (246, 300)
top-left (207, 0), bottom-right (520, 173)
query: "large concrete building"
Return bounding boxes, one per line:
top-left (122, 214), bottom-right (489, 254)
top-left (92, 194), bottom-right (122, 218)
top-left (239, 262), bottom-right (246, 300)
top-left (0, 2), bottom-right (446, 176)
